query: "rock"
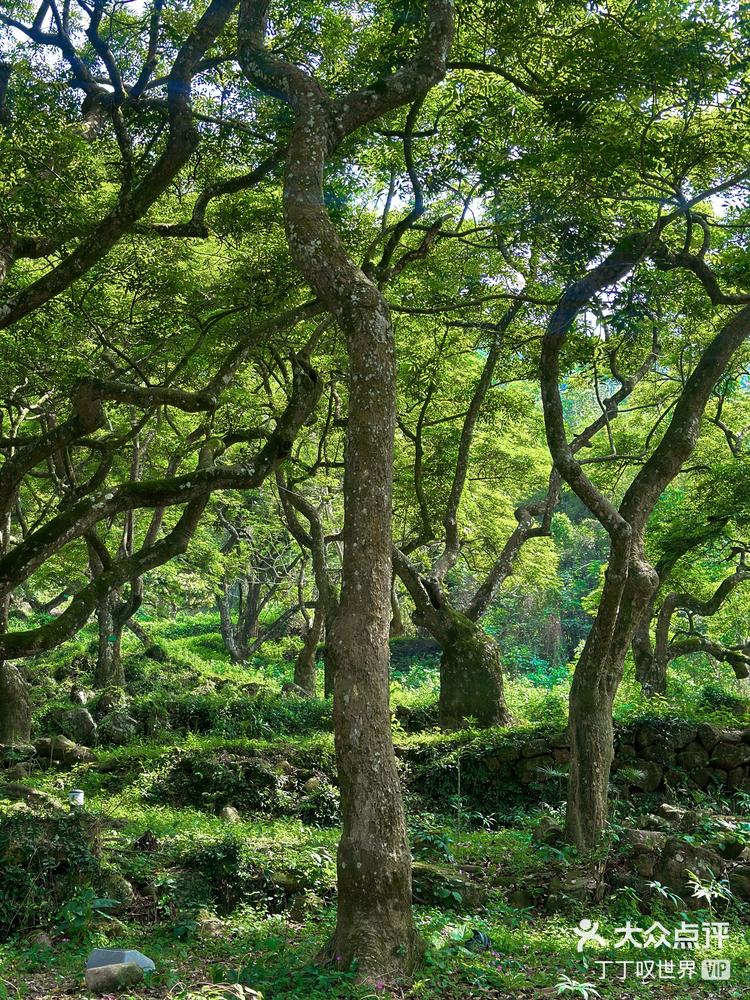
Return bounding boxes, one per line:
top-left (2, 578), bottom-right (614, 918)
top-left (677, 745), bottom-right (709, 769)
top-left (625, 760), bottom-right (663, 792)
top-left (716, 836), bottom-right (746, 860)
top-left (669, 724), bottom-right (698, 749)
top-left (633, 853), bottom-right (658, 878)
top-left (220, 805), bottom-right (241, 823)
top-left (698, 723), bottom-right (723, 751)
top-left (639, 813), bottom-right (669, 831)
top-left (277, 760), bottom-right (296, 775)
top-left (196, 914), bottom-right (224, 939)
top-left (654, 838), bottom-right (725, 895)
top-left (302, 776), bottom-right (321, 794)
top-left (95, 687), bottom-right (128, 718)
top-left (412, 861), bottom-right (487, 909)
top-left (690, 766), bottom-right (714, 789)
top-left (84, 963), bottom-right (144, 992)
top-left (60, 708), bottom-right (97, 746)
top-left (516, 754), bottom-right (553, 784)
top-left (34, 735), bottom-right (95, 765)
top-left (29, 931), bottom-right (53, 949)
top-left (622, 828), bottom-right (668, 853)
top-left (86, 948), bottom-right (155, 972)
top-left (288, 892), bottom-right (324, 922)
top-left (0, 782), bottom-right (63, 810)
top-left (522, 738), bottom-right (551, 758)
top-left (70, 688), bottom-right (92, 706)
top-left (711, 742), bottom-right (750, 770)
top-left (98, 872), bottom-right (135, 913)
top-left (533, 815), bottom-right (564, 845)
top-left (635, 723), bottom-right (661, 749)
top-left (97, 711), bottom-right (137, 746)
top-left (5, 762), bottom-right (33, 779)
top-left (726, 766), bottom-right (749, 789)
top-left (548, 730), bottom-right (570, 749)
top-left (484, 745), bottom-right (521, 768)
top-left (655, 803), bottom-right (699, 830)
top-left (547, 873), bottom-right (600, 908)
top-left (508, 888), bottom-right (535, 908)
top-left (553, 748), bottom-right (570, 763)
top-left (728, 866), bottom-right (750, 900)
top-left (281, 682), bottom-right (309, 698)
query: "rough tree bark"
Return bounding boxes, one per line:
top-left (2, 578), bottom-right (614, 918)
top-left (0, 661), bottom-right (31, 746)
top-left (238, 0), bottom-right (454, 981)
top-left (293, 602), bottom-right (324, 696)
top-left (95, 593), bottom-right (125, 688)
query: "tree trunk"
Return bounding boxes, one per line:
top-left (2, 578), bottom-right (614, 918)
top-left (565, 550), bottom-right (657, 850)
top-left (217, 587), bottom-right (247, 663)
top-left (437, 608), bottom-right (510, 729)
top-left (94, 595), bottom-right (124, 688)
top-left (294, 603), bottom-right (323, 696)
top-left (0, 661), bottom-right (32, 745)
top-left (389, 577), bottom-right (406, 637)
top-left (325, 284), bottom-right (422, 973)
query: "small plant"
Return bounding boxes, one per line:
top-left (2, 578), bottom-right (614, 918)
top-left (687, 868), bottom-right (732, 913)
top-left (55, 888), bottom-right (120, 941)
top-left (648, 880), bottom-right (683, 908)
top-left (555, 974), bottom-right (601, 998)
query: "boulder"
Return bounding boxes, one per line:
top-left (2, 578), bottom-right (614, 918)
top-left (97, 711), bottom-right (137, 746)
top-left (412, 861), bottom-right (487, 909)
top-left (70, 688), bottom-right (92, 706)
top-left (33, 735), bottom-right (95, 765)
top-left (548, 731), bottom-right (570, 749)
top-left (220, 805), bottom-right (241, 823)
top-left (697, 723), bottom-right (724, 751)
top-left (484, 745), bottom-right (521, 768)
top-left (622, 828), bottom-right (668, 853)
top-left (98, 871), bottom-right (135, 914)
top-left (302, 776), bottom-right (321, 794)
top-left (522, 738), bottom-right (551, 758)
top-left (668, 724), bottom-right (698, 750)
top-left (677, 745), bottom-right (709, 769)
top-left (281, 682), bottom-right (309, 698)
top-left (635, 723), bottom-right (661, 750)
top-left (516, 754), bottom-right (554, 784)
top-left (84, 963), bottom-right (144, 992)
top-left (653, 838), bottom-right (725, 895)
top-left (507, 888), bottom-right (535, 908)
top-left (60, 708), bottom-right (97, 747)
top-left (624, 760), bottom-right (663, 792)
top-left (711, 742), bottom-right (750, 770)
top-left (95, 687), bottom-right (128, 718)
top-left (690, 766), bottom-right (714, 789)
top-left (533, 815), bottom-right (564, 845)
top-left (86, 948), bottom-right (155, 972)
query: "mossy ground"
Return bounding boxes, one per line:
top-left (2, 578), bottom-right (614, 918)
top-left (2, 616), bottom-right (750, 998)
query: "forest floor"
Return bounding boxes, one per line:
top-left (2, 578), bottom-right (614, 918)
top-left (2, 619), bottom-right (750, 999)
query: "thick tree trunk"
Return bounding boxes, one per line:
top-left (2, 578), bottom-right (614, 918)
top-left (94, 595), bottom-right (124, 688)
top-left (0, 661), bottom-right (32, 745)
top-left (326, 287), bottom-right (421, 975)
top-left (294, 603), bottom-right (323, 696)
top-left (437, 608), bottom-right (510, 729)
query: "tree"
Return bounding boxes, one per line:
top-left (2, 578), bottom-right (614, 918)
top-left (237, 0), bottom-right (454, 979)
top-left (542, 222), bottom-right (750, 850)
